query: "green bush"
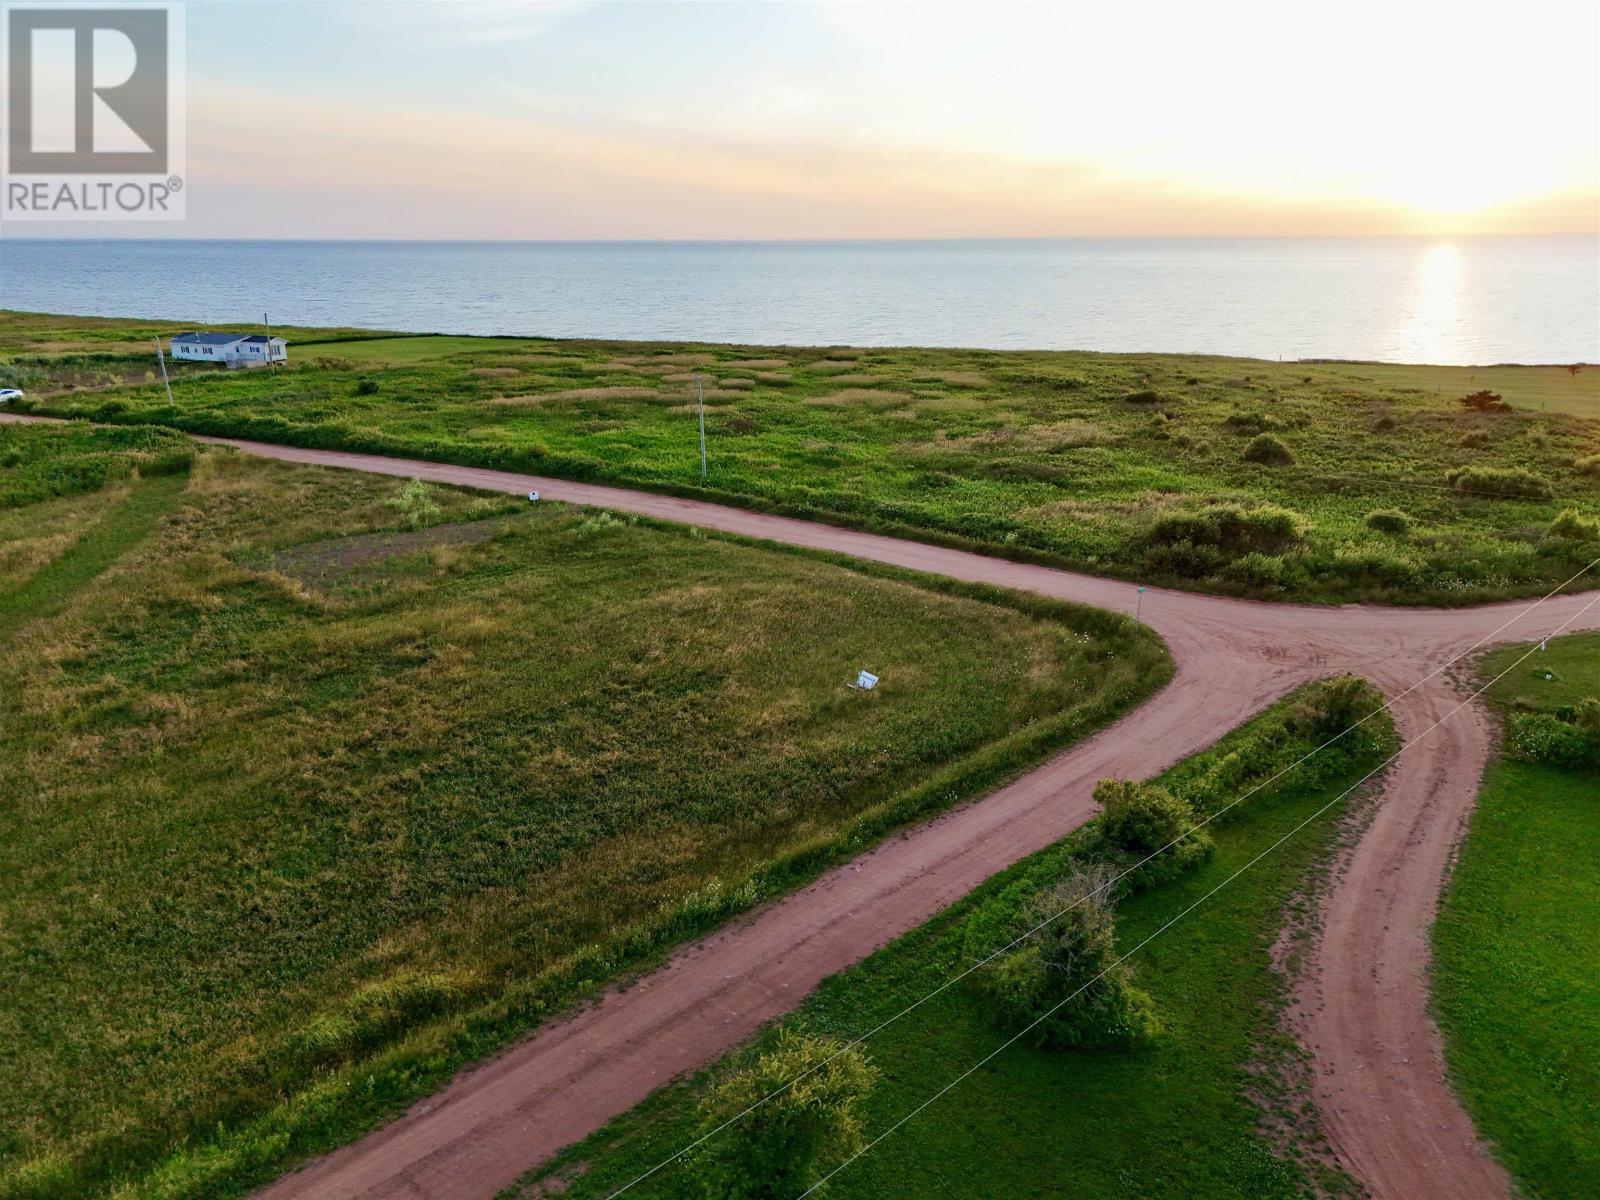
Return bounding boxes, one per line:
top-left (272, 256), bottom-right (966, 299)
top-left (1505, 711), bottom-right (1600, 771)
top-left (1146, 503), bottom-right (1309, 554)
top-left (1548, 509), bottom-right (1600, 541)
top-left (1093, 778), bottom-right (1213, 885)
top-left (386, 478), bottom-right (441, 530)
top-left (1576, 453), bottom-right (1600, 478)
top-left (1578, 698), bottom-right (1600, 739)
top-left (1223, 411), bottom-right (1284, 435)
top-left (1124, 389), bottom-right (1165, 404)
top-left (1289, 673), bottom-right (1380, 741)
top-left (1364, 508), bottom-right (1411, 536)
top-left (1458, 429), bottom-right (1490, 449)
top-left (693, 1030), bottom-right (876, 1200)
top-left (994, 367), bottom-right (1088, 391)
top-left (1445, 466), bottom-right (1554, 500)
top-left (1459, 390), bottom-right (1511, 414)
top-left (968, 865), bottom-right (1160, 1051)
top-left (355, 376), bottom-right (379, 396)
top-left (1242, 432), bottom-right (1294, 466)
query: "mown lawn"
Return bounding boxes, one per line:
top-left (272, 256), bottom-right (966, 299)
top-left (519, 681), bottom-right (1396, 1200)
top-left (3, 311), bottom-right (1596, 607)
top-left (0, 422), bottom-right (1166, 1200)
top-left (1432, 632), bottom-right (1600, 1199)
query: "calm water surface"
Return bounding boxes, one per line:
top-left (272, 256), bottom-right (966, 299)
top-left (2, 237), bottom-right (1595, 364)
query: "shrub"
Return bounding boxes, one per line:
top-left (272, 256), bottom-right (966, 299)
top-left (1445, 466), bottom-right (1553, 500)
top-left (995, 367), bottom-right (1088, 391)
top-left (1374, 415), bottom-right (1397, 432)
top-left (1506, 711), bottom-right (1600, 770)
top-left (1578, 698), bottom-right (1600, 739)
top-left (1577, 453), bottom-right (1600, 478)
top-left (1458, 429), bottom-right (1490, 449)
top-left (1242, 432), bottom-right (1294, 466)
top-left (387, 478), bottom-right (441, 530)
top-left (1459, 389), bottom-right (1511, 413)
top-left (693, 1030), bottom-right (876, 1200)
top-left (355, 376), bottom-right (379, 396)
top-left (1548, 509), bottom-right (1600, 541)
top-left (1224, 550), bottom-right (1288, 589)
top-left (1365, 508), bottom-right (1411, 536)
top-left (1093, 778), bottom-right (1213, 885)
top-left (1289, 674), bottom-right (1381, 740)
top-left (970, 865), bottom-right (1160, 1051)
top-left (1146, 503), bottom-right (1309, 555)
top-left (1224, 411), bottom-right (1284, 435)
top-left (1124, 388), bottom-right (1165, 404)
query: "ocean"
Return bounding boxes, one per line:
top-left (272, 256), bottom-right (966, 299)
top-left (1, 236), bottom-right (1595, 365)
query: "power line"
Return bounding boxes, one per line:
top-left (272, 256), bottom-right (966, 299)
top-left (795, 591), bottom-right (1600, 1198)
top-left (603, 554), bottom-right (1600, 1199)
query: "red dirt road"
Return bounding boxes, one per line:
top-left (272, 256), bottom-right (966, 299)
top-left (5, 418), bottom-right (1590, 1199)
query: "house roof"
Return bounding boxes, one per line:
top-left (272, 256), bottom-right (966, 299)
top-left (171, 332), bottom-right (286, 346)
top-left (172, 332), bottom-right (245, 346)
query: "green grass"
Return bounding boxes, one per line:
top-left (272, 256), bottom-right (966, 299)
top-left (518, 681), bottom-right (1396, 1200)
top-left (0, 422), bottom-right (1167, 1200)
top-left (4, 311), bottom-right (1597, 607)
top-left (1312, 361), bottom-right (1597, 418)
top-left (1432, 632), bottom-right (1600, 1199)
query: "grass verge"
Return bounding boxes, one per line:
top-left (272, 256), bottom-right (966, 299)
top-left (1432, 632), bottom-right (1600, 1199)
top-left (516, 678), bottom-right (1396, 1200)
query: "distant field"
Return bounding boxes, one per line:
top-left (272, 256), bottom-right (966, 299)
top-left (302, 334), bottom-right (560, 364)
top-left (1311, 360), bottom-right (1596, 417)
top-left (0, 420), bottom-right (1164, 1200)
top-left (517, 681), bottom-right (1396, 1200)
top-left (1433, 632), bottom-right (1600, 1200)
top-left (3, 310), bottom-right (1597, 606)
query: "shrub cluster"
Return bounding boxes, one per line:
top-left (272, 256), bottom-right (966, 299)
top-left (694, 1030), bottom-right (876, 1200)
top-left (1093, 778), bottom-right (1213, 886)
top-left (1548, 509), bottom-right (1600, 542)
top-left (1445, 465), bottom-right (1554, 500)
top-left (1146, 503), bottom-right (1308, 555)
top-left (1459, 390), bottom-right (1511, 414)
top-left (1242, 432), bottom-right (1294, 466)
top-left (386, 478), bottom-right (441, 530)
top-left (1365, 508), bottom-right (1411, 536)
top-left (967, 865), bottom-right (1160, 1052)
top-left (1506, 700), bottom-right (1600, 771)
top-left (1576, 452), bottom-right (1600, 478)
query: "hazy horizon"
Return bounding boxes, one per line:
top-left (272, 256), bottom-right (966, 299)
top-left (7, 1), bottom-right (1596, 241)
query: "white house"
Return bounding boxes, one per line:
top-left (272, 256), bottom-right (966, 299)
top-left (170, 332), bottom-right (287, 368)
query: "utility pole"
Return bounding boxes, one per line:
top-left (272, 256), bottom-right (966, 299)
top-left (153, 337), bottom-right (174, 408)
top-left (696, 373), bottom-right (707, 481)
top-left (262, 311), bottom-right (278, 371)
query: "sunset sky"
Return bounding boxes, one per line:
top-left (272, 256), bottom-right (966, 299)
top-left (24, 0), bottom-right (1600, 238)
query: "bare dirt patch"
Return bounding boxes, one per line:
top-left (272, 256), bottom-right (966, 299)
top-left (269, 519), bottom-right (507, 587)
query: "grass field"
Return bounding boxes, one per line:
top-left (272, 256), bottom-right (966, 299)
top-left (0, 420), bottom-right (1167, 1200)
top-left (1311, 361), bottom-right (1596, 418)
top-left (516, 680), bottom-right (1396, 1200)
top-left (3, 312), bottom-right (1596, 607)
top-left (1432, 632), bottom-right (1600, 1199)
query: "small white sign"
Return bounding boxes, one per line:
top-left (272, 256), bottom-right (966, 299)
top-left (853, 670), bottom-right (879, 690)
top-left (528, 490), bottom-right (539, 502)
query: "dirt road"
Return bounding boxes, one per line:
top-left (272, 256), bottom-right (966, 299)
top-left (6, 417), bottom-right (1590, 1198)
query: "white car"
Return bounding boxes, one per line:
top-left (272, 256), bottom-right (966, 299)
top-left (0, 388), bottom-right (22, 403)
